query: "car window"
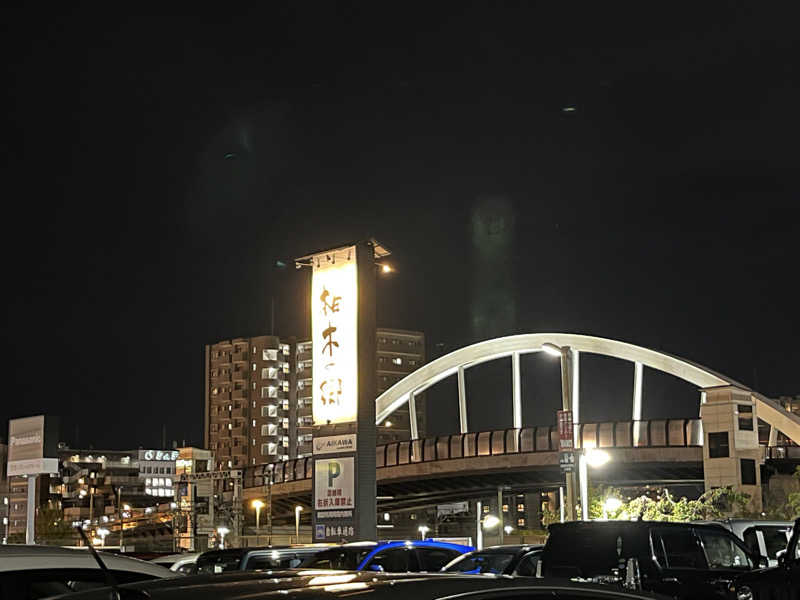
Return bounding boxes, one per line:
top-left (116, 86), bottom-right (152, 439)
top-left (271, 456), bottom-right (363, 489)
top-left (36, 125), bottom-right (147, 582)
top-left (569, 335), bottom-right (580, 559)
top-left (514, 551), bottom-right (541, 576)
top-left (417, 548), bottom-right (459, 571)
top-left (445, 551), bottom-right (517, 574)
top-left (196, 551), bottom-right (244, 574)
top-left (176, 563), bottom-right (196, 574)
top-left (367, 548), bottom-right (409, 572)
top-left (301, 548), bottom-right (371, 570)
top-left (743, 526), bottom-right (792, 560)
top-left (651, 528), bottom-right (708, 569)
top-left (696, 530), bottom-right (752, 569)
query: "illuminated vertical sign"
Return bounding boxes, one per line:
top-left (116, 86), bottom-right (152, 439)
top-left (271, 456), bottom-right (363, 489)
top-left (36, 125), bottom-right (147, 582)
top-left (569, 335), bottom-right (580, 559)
top-left (312, 246), bottom-right (358, 425)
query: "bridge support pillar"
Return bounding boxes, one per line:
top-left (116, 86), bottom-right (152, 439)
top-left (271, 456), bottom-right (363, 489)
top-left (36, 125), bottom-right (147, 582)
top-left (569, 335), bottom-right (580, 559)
top-left (699, 385), bottom-right (763, 512)
top-left (409, 392), bottom-right (419, 440)
top-left (457, 366), bottom-right (468, 434)
top-left (512, 352), bottom-right (522, 429)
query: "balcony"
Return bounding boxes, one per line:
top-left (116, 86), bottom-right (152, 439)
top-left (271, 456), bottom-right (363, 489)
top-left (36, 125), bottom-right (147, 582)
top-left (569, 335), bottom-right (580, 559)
top-left (230, 427), bottom-right (245, 437)
top-left (230, 408), bottom-right (245, 419)
top-left (231, 351), bottom-right (248, 362)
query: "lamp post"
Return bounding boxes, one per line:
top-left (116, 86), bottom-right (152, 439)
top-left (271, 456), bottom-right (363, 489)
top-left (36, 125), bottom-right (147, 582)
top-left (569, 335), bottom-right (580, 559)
top-left (117, 487), bottom-right (123, 552)
top-left (542, 342), bottom-right (578, 521)
top-left (251, 499), bottom-right (265, 539)
top-left (295, 506), bottom-right (303, 543)
top-left (579, 447), bottom-right (610, 520)
top-left (418, 525), bottom-right (430, 540)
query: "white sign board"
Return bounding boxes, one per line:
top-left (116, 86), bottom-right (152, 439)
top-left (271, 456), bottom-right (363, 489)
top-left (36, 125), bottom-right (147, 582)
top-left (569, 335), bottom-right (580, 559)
top-left (311, 246), bottom-right (358, 425)
top-left (313, 434), bottom-right (357, 455)
top-left (7, 415), bottom-right (49, 476)
top-left (8, 457), bottom-right (59, 477)
top-left (314, 457), bottom-right (355, 510)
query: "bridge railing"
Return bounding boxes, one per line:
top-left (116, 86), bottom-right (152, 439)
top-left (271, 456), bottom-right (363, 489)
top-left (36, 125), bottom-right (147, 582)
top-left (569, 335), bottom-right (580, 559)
top-left (242, 418), bottom-right (703, 487)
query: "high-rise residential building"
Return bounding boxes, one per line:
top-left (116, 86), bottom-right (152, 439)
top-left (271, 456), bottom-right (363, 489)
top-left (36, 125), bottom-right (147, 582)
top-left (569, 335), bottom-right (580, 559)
top-left (205, 336), bottom-right (292, 470)
top-left (204, 329), bottom-right (425, 465)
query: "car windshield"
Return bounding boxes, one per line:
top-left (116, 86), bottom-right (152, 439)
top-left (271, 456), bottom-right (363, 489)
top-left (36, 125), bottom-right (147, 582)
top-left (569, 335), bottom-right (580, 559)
top-left (195, 550), bottom-right (246, 574)
top-left (443, 551), bottom-right (516, 574)
top-left (300, 548), bottom-right (373, 570)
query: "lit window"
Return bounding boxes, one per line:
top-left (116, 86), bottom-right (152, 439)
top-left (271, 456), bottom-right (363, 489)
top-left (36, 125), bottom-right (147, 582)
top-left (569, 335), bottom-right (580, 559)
top-left (483, 505), bottom-right (489, 514)
top-left (252, 419), bottom-right (256, 427)
top-left (517, 504), bottom-right (525, 512)
top-left (252, 363), bottom-right (257, 371)
top-left (392, 357), bottom-right (402, 366)
top-left (517, 518), bottom-right (526, 527)
top-left (502, 504), bottom-right (509, 512)
top-left (263, 349), bottom-right (278, 361)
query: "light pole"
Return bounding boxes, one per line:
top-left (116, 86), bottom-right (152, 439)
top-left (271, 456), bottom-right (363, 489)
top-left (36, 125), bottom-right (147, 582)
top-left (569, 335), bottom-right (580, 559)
top-left (542, 342), bottom-right (578, 521)
top-left (251, 499), bottom-right (265, 539)
top-left (117, 487), bottom-right (123, 551)
top-left (579, 447), bottom-right (610, 520)
top-left (294, 506), bottom-right (303, 543)
top-left (266, 465), bottom-right (273, 544)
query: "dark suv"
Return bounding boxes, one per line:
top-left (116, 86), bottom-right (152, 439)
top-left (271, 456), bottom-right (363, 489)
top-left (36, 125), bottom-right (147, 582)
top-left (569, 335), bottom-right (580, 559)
top-left (540, 520), bottom-right (768, 599)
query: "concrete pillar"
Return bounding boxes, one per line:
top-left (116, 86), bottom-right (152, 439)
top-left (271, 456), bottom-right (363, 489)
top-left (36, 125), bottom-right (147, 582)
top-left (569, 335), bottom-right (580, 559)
top-left (512, 353), bottom-right (522, 429)
top-left (25, 475), bottom-right (37, 545)
top-left (699, 385), bottom-right (763, 512)
top-left (632, 362), bottom-right (643, 421)
top-left (409, 392), bottom-right (419, 440)
top-left (457, 366), bottom-right (468, 434)
top-left (768, 426), bottom-right (778, 446)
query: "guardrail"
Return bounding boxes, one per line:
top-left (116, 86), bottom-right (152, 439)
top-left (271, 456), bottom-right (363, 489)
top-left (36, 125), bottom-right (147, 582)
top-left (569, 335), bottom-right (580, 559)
top-left (243, 418), bottom-right (707, 488)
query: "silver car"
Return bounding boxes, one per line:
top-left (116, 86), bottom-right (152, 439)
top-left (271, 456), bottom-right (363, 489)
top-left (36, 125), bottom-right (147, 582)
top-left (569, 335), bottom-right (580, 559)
top-left (0, 544), bottom-right (178, 599)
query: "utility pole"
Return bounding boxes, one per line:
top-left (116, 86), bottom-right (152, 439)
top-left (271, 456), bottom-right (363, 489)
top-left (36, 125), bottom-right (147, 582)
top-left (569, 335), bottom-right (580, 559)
top-left (118, 487), bottom-right (124, 551)
top-left (267, 466), bottom-right (273, 545)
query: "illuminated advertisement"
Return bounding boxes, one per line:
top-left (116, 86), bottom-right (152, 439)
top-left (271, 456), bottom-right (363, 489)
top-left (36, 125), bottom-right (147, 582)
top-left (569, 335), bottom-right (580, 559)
top-left (311, 245), bottom-right (358, 425)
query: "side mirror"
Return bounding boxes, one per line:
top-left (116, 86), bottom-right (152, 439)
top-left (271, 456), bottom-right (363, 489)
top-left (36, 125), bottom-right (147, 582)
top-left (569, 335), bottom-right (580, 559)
top-left (776, 549), bottom-right (787, 566)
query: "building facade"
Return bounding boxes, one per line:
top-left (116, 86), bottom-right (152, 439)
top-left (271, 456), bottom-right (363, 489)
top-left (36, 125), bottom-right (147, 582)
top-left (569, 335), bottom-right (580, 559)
top-left (204, 329), bottom-right (425, 466)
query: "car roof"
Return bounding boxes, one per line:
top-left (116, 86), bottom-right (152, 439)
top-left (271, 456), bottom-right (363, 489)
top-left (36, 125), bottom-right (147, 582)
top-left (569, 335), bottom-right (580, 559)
top-left (152, 552), bottom-right (201, 564)
top-left (474, 544), bottom-right (543, 553)
top-left (48, 570), bottom-right (666, 600)
top-left (0, 544), bottom-right (179, 578)
top-left (550, 520), bottom-right (737, 532)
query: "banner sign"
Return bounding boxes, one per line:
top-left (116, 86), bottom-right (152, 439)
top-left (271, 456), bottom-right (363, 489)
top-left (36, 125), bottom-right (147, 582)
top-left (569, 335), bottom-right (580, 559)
top-left (311, 246), bottom-right (359, 425)
top-left (313, 434), bottom-right (357, 455)
top-left (7, 415), bottom-right (53, 476)
top-left (557, 410), bottom-right (574, 450)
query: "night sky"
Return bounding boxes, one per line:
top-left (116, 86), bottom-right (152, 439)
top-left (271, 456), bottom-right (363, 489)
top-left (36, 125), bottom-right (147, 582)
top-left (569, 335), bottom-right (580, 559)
top-left (3, 3), bottom-right (798, 450)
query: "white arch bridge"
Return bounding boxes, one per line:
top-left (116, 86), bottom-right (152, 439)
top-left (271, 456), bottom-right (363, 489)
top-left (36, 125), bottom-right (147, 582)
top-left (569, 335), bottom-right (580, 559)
top-left (375, 333), bottom-right (800, 444)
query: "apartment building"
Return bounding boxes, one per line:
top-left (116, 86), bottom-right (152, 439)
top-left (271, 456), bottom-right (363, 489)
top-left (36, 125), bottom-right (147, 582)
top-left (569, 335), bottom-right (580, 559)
top-left (204, 329), bottom-right (425, 464)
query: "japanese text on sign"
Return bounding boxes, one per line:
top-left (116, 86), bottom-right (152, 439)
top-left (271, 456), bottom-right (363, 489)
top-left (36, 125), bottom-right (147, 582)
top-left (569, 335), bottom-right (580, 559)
top-left (311, 247), bottom-right (358, 425)
top-left (314, 457), bottom-right (355, 510)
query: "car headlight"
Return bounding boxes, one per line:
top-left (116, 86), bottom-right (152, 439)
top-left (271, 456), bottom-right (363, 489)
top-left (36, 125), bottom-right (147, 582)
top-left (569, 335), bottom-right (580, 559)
top-left (736, 585), bottom-right (753, 600)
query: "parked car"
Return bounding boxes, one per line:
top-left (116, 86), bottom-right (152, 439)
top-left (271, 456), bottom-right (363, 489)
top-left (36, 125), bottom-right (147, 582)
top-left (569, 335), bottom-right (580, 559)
top-left (539, 520), bottom-right (768, 599)
top-left (299, 540), bottom-right (473, 572)
top-left (730, 517), bottom-right (800, 600)
top-left (150, 552), bottom-right (201, 573)
top-left (0, 544), bottom-right (178, 599)
top-left (694, 519), bottom-right (794, 567)
top-left (194, 545), bottom-right (329, 574)
top-left (47, 570), bottom-right (672, 600)
top-left (442, 544), bottom-right (544, 575)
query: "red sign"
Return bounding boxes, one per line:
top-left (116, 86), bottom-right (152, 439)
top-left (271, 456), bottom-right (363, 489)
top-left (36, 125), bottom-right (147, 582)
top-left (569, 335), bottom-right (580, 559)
top-left (557, 410), bottom-right (574, 450)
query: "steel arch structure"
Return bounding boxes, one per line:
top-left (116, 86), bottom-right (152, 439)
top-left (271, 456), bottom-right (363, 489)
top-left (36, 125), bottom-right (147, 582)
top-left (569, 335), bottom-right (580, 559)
top-left (374, 333), bottom-right (800, 443)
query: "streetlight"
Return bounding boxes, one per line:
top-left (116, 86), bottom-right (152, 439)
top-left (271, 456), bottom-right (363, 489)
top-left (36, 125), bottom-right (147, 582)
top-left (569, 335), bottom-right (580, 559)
top-left (579, 447), bottom-right (611, 520)
top-left (380, 264), bottom-right (393, 274)
top-left (96, 528), bottom-right (110, 546)
top-left (504, 525), bottom-right (513, 535)
top-left (482, 515), bottom-right (500, 529)
top-left (295, 506), bottom-right (303, 542)
top-left (217, 526), bottom-right (229, 549)
top-left (603, 497), bottom-right (623, 520)
top-left (541, 341), bottom-right (578, 521)
top-left (418, 525), bottom-right (430, 539)
top-left (252, 499), bottom-right (265, 533)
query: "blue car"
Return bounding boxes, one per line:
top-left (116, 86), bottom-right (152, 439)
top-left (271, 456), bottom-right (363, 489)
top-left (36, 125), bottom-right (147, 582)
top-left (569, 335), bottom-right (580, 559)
top-left (300, 540), bottom-right (474, 573)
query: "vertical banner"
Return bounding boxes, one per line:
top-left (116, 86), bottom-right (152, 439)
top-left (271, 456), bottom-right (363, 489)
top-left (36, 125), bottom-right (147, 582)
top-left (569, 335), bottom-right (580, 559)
top-left (311, 246), bottom-right (359, 425)
top-left (557, 409), bottom-right (574, 450)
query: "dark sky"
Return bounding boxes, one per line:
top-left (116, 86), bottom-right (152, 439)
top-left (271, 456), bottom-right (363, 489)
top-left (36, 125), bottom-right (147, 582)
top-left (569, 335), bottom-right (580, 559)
top-left (3, 3), bottom-right (798, 449)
